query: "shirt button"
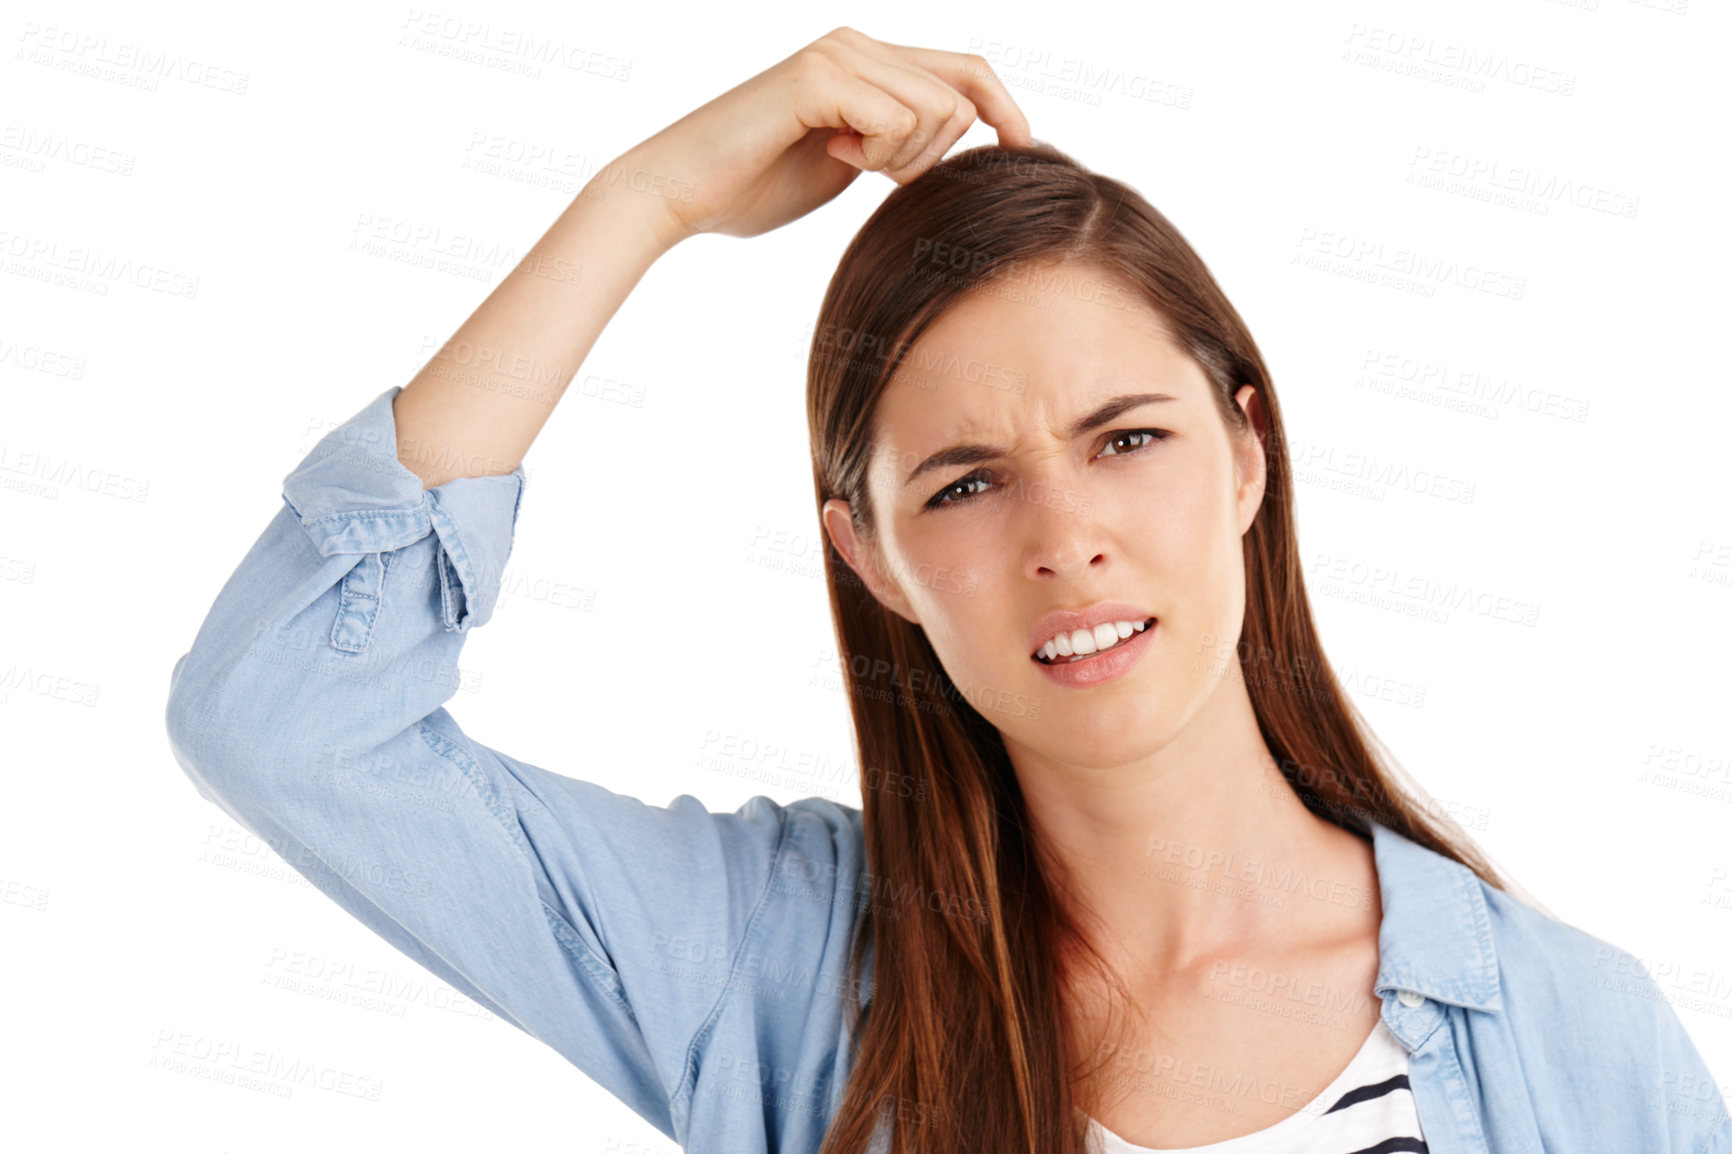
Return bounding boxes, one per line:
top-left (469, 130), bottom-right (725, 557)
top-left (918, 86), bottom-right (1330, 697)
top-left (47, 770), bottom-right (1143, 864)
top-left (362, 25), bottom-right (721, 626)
top-left (1396, 989), bottom-right (1426, 1008)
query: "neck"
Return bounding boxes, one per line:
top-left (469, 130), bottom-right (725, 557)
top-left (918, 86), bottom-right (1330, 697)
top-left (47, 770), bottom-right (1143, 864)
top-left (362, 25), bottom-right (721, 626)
top-left (1003, 654), bottom-right (1375, 980)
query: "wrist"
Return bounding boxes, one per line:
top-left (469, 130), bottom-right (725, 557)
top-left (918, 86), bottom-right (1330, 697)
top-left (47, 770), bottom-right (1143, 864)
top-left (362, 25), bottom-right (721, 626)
top-left (581, 147), bottom-right (698, 254)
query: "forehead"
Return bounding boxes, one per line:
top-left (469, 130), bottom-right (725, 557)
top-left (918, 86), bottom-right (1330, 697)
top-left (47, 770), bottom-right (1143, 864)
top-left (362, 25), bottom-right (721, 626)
top-left (871, 264), bottom-right (1202, 475)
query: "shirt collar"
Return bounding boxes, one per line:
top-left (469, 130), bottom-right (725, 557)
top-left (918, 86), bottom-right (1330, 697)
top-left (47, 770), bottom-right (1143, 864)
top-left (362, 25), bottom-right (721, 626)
top-left (1367, 817), bottom-right (1503, 1014)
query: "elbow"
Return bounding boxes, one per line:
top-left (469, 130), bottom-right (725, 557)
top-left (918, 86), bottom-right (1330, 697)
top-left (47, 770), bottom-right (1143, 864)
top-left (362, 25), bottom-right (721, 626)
top-left (164, 646), bottom-right (277, 808)
top-left (165, 634), bottom-right (377, 822)
top-left (165, 648), bottom-right (236, 800)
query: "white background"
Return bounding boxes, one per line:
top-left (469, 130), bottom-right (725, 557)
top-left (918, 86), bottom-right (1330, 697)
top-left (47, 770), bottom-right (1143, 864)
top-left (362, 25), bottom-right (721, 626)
top-left (2, 0), bottom-right (1728, 1149)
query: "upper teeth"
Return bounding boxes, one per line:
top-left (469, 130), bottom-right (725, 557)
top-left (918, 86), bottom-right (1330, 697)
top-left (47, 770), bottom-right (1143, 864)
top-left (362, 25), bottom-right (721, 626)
top-left (1038, 619), bottom-right (1148, 661)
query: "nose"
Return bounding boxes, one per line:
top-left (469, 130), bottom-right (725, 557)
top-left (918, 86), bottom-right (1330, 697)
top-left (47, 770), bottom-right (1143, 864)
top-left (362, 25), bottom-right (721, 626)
top-left (1030, 543), bottom-right (1107, 580)
top-left (1020, 471), bottom-right (1111, 580)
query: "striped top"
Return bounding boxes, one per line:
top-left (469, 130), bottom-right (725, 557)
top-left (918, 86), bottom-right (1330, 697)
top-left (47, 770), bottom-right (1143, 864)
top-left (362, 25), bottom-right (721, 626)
top-left (1088, 1018), bottom-right (1426, 1153)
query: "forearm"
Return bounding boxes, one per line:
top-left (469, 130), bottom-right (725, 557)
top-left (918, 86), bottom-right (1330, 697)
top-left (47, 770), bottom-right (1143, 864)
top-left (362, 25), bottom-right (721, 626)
top-left (392, 151), bottom-right (683, 489)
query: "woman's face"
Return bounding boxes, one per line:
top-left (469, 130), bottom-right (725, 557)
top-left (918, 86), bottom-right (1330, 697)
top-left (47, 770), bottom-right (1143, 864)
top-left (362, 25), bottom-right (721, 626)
top-left (821, 260), bottom-right (1267, 770)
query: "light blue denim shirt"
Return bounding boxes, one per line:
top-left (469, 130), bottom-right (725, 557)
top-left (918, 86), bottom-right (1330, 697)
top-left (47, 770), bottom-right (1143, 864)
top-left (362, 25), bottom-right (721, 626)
top-left (166, 385), bottom-right (1731, 1154)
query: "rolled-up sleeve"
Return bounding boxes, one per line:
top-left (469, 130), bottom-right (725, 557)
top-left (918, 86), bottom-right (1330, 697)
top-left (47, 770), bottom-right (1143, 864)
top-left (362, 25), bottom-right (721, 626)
top-left (163, 385), bottom-right (790, 1143)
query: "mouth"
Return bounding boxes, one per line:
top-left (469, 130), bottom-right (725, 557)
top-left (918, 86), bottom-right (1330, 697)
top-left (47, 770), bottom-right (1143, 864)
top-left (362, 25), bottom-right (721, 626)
top-left (1033, 616), bottom-right (1157, 665)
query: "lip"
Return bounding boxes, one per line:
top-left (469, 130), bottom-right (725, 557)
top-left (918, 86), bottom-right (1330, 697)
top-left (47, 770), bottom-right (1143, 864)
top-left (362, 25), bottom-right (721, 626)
top-left (1033, 618), bottom-right (1156, 688)
top-left (1026, 601), bottom-right (1156, 659)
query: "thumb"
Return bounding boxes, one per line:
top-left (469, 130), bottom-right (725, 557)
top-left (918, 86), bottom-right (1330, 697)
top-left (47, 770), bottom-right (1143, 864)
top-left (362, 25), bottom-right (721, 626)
top-left (826, 128), bottom-right (867, 168)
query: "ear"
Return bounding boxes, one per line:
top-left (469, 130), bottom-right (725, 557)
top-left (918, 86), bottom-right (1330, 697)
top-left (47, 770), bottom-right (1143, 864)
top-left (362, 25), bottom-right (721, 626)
top-left (1231, 384), bottom-right (1268, 536)
top-left (821, 498), bottom-right (921, 625)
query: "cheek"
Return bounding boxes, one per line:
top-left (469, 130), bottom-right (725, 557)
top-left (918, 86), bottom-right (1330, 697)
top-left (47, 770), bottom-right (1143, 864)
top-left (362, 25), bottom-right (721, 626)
top-left (891, 472), bottom-right (1245, 681)
top-left (890, 520), bottom-right (995, 614)
top-left (896, 543), bottom-right (985, 615)
top-left (894, 541), bottom-right (1016, 688)
top-left (1146, 486), bottom-right (1249, 649)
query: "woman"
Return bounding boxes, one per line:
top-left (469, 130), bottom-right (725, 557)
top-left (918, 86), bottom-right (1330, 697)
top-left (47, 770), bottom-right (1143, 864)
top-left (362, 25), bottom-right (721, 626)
top-left (165, 26), bottom-right (1728, 1154)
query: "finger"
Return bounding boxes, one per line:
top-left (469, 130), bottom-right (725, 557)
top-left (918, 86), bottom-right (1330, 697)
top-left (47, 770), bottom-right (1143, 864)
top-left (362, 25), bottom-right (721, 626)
top-left (813, 37), bottom-right (973, 170)
top-left (788, 55), bottom-right (920, 171)
top-left (824, 127), bottom-right (875, 170)
top-left (880, 43), bottom-right (1033, 150)
top-left (882, 99), bottom-right (976, 184)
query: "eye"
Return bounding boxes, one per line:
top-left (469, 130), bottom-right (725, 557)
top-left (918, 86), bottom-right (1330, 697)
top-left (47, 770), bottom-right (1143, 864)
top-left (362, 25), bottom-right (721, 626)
top-left (925, 470), bottom-right (996, 511)
top-left (922, 428), bottom-right (1171, 512)
top-left (1099, 429), bottom-right (1167, 457)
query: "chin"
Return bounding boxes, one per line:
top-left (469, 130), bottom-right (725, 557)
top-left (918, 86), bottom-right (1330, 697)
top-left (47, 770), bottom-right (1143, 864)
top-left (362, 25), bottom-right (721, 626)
top-left (1027, 703), bottom-right (1179, 770)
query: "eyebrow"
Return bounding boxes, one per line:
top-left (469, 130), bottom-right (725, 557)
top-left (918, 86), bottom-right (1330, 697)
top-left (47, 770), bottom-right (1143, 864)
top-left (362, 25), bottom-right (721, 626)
top-left (900, 392), bottom-right (1180, 489)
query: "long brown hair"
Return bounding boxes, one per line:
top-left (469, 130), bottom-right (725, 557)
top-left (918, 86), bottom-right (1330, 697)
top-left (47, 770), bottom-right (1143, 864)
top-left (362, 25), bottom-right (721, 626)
top-left (805, 142), bottom-right (1510, 1154)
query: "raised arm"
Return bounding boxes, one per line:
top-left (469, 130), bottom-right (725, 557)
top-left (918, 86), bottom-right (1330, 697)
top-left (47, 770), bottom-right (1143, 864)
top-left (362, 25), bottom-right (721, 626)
top-left (165, 27), bottom-right (1029, 1148)
top-left (389, 157), bottom-right (678, 489)
top-left (390, 23), bottom-right (1031, 489)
